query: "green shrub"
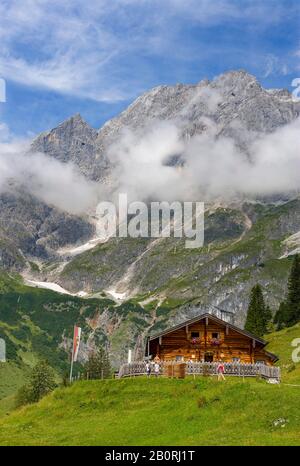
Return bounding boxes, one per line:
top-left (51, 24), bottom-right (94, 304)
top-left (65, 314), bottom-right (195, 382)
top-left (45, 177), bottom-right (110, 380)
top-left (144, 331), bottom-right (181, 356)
top-left (16, 360), bottom-right (56, 407)
top-left (15, 384), bottom-right (35, 407)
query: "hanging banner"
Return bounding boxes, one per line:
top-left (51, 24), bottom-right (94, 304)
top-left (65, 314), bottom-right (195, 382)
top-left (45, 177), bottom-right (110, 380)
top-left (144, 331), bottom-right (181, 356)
top-left (72, 326), bottom-right (82, 362)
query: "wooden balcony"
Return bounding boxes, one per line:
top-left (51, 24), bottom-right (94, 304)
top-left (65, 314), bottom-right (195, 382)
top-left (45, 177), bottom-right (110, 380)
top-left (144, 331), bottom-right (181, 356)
top-left (118, 361), bottom-right (280, 381)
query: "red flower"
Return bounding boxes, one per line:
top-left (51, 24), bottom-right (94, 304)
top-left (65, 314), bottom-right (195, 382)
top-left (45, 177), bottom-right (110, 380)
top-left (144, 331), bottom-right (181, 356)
top-left (210, 338), bottom-right (222, 346)
top-left (191, 337), bottom-right (200, 344)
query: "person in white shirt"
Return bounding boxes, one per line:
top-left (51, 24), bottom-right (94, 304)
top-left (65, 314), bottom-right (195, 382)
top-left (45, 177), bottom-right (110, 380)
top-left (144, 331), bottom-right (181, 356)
top-left (146, 362), bottom-right (151, 377)
top-left (154, 362), bottom-right (160, 377)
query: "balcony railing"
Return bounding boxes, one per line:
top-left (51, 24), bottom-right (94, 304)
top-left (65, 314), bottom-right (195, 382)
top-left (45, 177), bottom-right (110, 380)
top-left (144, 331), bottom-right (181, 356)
top-left (118, 361), bottom-right (280, 381)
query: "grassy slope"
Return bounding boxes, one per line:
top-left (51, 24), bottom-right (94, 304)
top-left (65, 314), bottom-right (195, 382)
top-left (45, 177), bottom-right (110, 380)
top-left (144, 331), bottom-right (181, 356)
top-left (0, 322), bottom-right (299, 446)
top-left (0, 377), bottom-right (299, 446)
top-left (0, 362), bottom-right (31, 416)
top-left (266, 322), bottom-right (300, 384)
top-left (0, 362), bottom-right (31, 400)
top-left (0, 271), bottom-right (154, 416)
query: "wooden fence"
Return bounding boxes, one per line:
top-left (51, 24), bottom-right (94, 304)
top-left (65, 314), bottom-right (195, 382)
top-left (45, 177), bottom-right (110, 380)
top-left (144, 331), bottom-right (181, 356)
top-left (118, 361), bottom-right (280, 381)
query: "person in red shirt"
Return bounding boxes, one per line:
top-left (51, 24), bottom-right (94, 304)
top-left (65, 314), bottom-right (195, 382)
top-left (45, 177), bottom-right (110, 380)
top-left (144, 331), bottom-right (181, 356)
top-left (217, 361), bottom-right (225, 381)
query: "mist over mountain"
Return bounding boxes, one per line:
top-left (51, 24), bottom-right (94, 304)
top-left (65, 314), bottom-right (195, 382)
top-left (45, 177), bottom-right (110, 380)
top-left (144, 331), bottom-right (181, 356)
top-left (29, 70), bottom-right (300, 204)
top-left (1, 69), bottom-right (299, 261)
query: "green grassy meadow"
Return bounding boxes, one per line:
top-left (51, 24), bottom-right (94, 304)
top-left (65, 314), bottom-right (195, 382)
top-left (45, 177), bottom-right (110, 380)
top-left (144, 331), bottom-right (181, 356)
top-left (0, 321), bottom-right (299, 446)
top-left (0, 376), bottom-right (299, 446)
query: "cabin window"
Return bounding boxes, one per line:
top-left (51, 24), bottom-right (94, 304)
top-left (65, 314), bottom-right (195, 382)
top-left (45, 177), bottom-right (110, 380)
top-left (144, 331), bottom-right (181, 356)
top-left (212, 332), bottom-right (220, 339)
top-left (191, 332), bottom-right (200, 339)
top-left (176, 355), bottom-right (184, 362)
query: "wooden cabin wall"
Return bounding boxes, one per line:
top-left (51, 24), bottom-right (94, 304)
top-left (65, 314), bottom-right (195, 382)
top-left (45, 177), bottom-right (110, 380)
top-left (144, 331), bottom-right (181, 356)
top-left (149, 319), bottom-right (274, 365)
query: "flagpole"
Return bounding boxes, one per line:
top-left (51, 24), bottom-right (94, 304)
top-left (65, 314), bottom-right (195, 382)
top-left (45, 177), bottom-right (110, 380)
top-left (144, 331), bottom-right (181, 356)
top-left (69, 352), bottom-right (74, 383)
top-left (69, 326), bottom-right (75, 383)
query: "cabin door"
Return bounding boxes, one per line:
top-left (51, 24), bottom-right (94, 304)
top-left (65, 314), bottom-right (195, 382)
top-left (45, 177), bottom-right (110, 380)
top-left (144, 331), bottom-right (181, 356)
top-left (204, 352), bottom-right (214, 362)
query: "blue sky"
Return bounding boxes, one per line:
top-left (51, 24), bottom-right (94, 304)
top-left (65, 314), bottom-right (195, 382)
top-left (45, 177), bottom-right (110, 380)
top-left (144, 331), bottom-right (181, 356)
top-left (0, 0), bottom-right (299, 139)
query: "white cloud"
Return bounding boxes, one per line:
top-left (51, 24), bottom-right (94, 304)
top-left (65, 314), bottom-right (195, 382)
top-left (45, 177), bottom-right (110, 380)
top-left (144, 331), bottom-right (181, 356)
top-left (263, 54), bottom-right (291, 78)
top-left (0, 138), bottom-right (100, 214)
top-left (108, 117), bottom-right (300, 202)
top-left (108, 121), bottom-right (186, 202)
top-left (0, 0), bottom-right (294, 102)
top-left (0, 1), bottom-right (135, 101)
top-left (1, 111), bottom-right (300, 216)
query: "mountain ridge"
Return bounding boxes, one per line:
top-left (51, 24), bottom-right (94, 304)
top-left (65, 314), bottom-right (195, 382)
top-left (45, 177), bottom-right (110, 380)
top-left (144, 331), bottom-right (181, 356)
top-left (31, 70), bottom-right (300, 181)
top-left (1, 69), bottom-right (300, 366)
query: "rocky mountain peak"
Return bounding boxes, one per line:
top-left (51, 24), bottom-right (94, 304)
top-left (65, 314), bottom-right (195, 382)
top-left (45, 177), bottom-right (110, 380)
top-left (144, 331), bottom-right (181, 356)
top-left (59, 113), bottom-right (93, 130)
top-left (30, 113), bottom-right (105, 180)
top-left (29, 70), bottom-right (300, 183)
top-left (215, 68), bottom-right (257, 82)
top-left (32, 113), bottom-right (97, 146)
top-left (93, 69), bottom-right (299, 162)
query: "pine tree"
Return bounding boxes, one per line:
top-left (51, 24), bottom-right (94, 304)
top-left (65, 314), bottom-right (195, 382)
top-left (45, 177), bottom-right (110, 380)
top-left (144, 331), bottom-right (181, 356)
top-left (285, 254), bottom-right (300, 325)
top-left (275, 254), bottom-right (300, 328)
top-left (245, 284), bottom-right (270, 337)
top-left (264, 305), bottom-right (273, 332)
top-left (85, 346), bottom-right (111, 380)
top-left (274, 302), bottom-right (289, 329)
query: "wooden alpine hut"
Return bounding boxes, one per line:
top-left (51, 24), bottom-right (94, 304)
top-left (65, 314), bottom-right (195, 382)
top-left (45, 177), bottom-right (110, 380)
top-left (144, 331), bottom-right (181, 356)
top-left (146, 313), bottom-right (278, 365)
